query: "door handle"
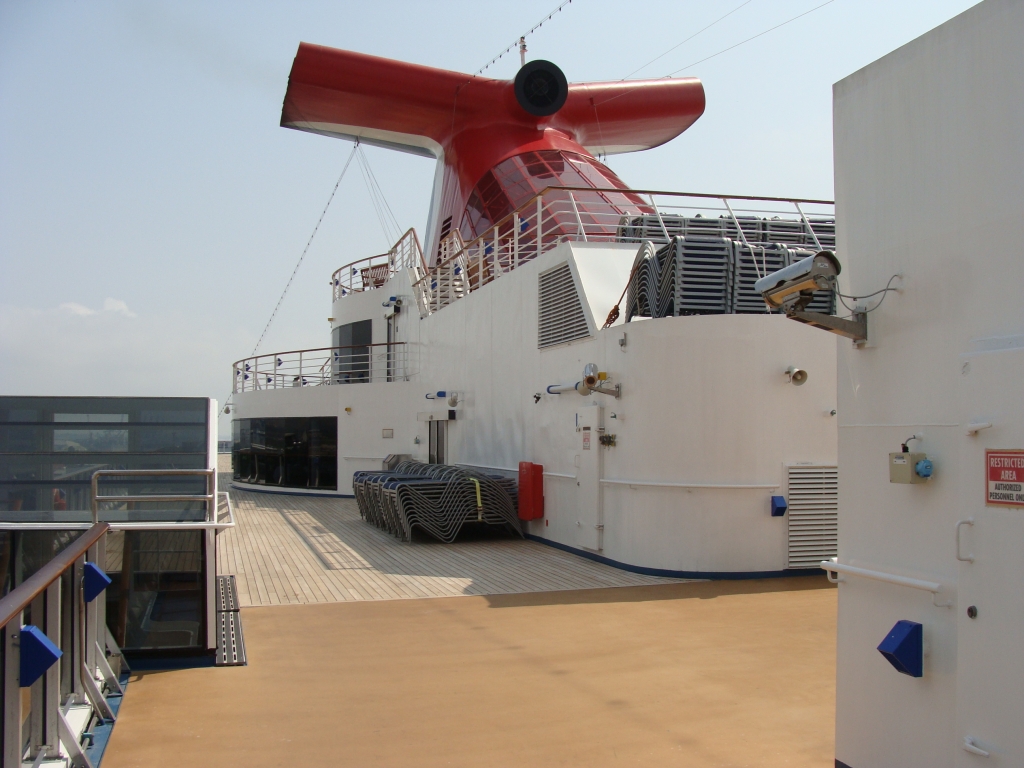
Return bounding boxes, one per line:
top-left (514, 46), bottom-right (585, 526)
top-left (956, 518), bottom-right (975, 563)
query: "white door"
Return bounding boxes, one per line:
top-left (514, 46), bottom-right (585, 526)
top-left (575, 404), bottom-right (603, 551)
top-left (955, 342), bottom-right (1024, 765)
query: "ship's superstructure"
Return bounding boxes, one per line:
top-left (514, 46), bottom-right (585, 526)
top-left (827, 2), bottom-right (1024, 765)
top-left (231, 46), bottom-right (840, 577)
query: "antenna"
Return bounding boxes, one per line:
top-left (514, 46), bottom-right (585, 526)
top-left (519, 36), bottom-right (527, 67)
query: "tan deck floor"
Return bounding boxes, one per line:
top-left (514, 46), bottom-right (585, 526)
top-left (105, 578), bottom-right (837, 767)
top-left (216, 475), bottom-right (678, 606)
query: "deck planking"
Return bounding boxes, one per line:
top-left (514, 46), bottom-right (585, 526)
top-left (216, 476), bottom-right (679, 607)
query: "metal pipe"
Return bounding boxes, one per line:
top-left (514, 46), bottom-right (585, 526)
top-left (601, 479), bottom-right (779, 489)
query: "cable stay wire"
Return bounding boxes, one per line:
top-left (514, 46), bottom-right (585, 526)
top-left (665, 0), bottom-right (838, 76)
top-left (596, 0), bottom-right (838, 107)
top-left (476, 0), bottom-right (575, 75)
top-left (621, 0), bottom-right (755, 80)
top-left (356, 149), bottom-right (393, 246)
top-left (358, 146), bottom-right (402, 238)
top-left (248, 142), bottom-right (359, 359)
top-left (356, 145), bottom-right (401, 246)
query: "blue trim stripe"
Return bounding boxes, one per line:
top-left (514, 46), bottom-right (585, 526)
top-left (230, 483), bottom-right (354, 499)
top-left (524, 534), bottom-right (824, 581)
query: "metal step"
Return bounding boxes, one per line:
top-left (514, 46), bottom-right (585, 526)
top-left (215, 575), bottom-right (246, 666)
top-left (216, 574), bottom-right (240, 613)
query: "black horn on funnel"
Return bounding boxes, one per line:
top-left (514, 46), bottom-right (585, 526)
top-left (514, 60), bottom-right (568, 116)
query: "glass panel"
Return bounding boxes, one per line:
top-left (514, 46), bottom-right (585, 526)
top-left (0, 397), bottom-right (210, 522)
top-left (53, 429), bottom-right (130, 452)
top-left (54, 413), bottom-right (129, 423)
top-left (104, 530), bottom-right (204, 650)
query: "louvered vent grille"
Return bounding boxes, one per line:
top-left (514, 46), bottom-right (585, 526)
top-left (786, 465), bottom-right (838, 568)
top-left (538, 263), bottom-right (590, 348)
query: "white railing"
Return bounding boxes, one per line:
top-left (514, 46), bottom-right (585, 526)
top-left (331, 228), bottom-right (426, 301)
top-left (410, 186), bottom-right (834, 318)
top-left (233, 342), bottom-right (409, 393)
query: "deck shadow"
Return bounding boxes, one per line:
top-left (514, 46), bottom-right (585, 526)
top-left (482, 575), bottom-right (835, 608)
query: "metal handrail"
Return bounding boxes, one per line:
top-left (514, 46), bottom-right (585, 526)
top-left (0, 491), bottom-right (235, 532)
top-left (424, 185), bottom-right (834, 277)
top-left (232, 341), bottom-right (409, 393)
top-left (0, 523), bottom-right (109, 630)
top-left (408, 185), bottom-right (835, 318)
top-left (231, 341), bottom-right (401, 370)
top-left (90, 468), bottom-right (216, 525)
top-left (819, 558), bottom-right (953, 608)
top-left (331, 228), bottom-right (427, 300)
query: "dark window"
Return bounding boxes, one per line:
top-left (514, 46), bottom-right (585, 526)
top-left (331, 319), bottom-right (372, 383)
top-left (428, 421), bottom-right (447, 465)
top-left (458, 150), bottom-right (649, 245)
top-left (232, 417), bottom-right (337, 490)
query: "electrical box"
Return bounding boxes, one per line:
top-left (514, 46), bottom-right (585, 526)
top-left (889, 452), bottom-right (932, 484)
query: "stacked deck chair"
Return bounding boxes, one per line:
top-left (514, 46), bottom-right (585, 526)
top-left (353, 462), bottom-right (522, 543)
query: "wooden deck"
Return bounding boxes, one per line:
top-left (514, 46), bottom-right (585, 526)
top-left (216, 476), bottom-right (677, 607)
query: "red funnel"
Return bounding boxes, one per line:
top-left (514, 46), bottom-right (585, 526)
top-left (282, 44), bottom-right (705, 263)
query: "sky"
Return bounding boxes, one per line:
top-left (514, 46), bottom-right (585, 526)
top-left (0, 0), bottom-right (980, 435)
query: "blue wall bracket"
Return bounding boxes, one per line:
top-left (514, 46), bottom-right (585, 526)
top-left (770, 495), bottom-right (788, 517)
top-left (19, 624), bottom-right (62, 687)
top-left (877, 620), bottom-right (923, 677)
top-left (84, 562), bottom-right (112, 603)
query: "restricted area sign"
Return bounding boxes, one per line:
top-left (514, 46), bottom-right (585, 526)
top-left (986, 450), bottom-right (1024, 507)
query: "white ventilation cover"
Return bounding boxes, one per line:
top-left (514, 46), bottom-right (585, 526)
top-left (538, 262), bottom-right (591, 348)
top-left (786, 465), bottom-right (838, 568)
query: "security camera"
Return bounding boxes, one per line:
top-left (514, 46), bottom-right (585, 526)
top-left (786, 366), bottom-right (808, 386)
top-left (755, 251), bottom-right (868, 343)
top-left (755, 251), bottom-right (840, 311)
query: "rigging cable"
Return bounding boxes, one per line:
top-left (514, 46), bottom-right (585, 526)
top-left (476, 0), bottom-right (575, 75)
top-left (596, 0), bottom-right (839, 107)
top-left (356, 145), bottom-right (402, 246)
top-left (621, 0), bottom-right (755, 80)
top-left (248, 142), bottom-right (359, 359)
top-left (664, 0), bottom-right (838, 77)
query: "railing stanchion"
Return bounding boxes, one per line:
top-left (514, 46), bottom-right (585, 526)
top-left (537, 195), bottom-right (543, 260)
top-left (3, 621), bottom-right (21, 767)
top-left (649, 194), bottom-right (671, 242)
top-left (513, 213), bottom-right (520, 269)
top-left (569, 192), bottom-right (587, 242)
top-left (794, 201), bottom-right (823, 251)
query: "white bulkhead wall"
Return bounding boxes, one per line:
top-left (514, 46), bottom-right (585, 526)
top-left (243, 238), bottom-right (837, 574)
top-left (832, 1), bottom-right (1024, 766)
top-left (340, 240), bottom-right (838, 574)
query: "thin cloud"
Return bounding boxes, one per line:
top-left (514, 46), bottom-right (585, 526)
top-left (103, 298), bottom-right (137, 317)
top-left (59, 302), bottom-right (96, 316)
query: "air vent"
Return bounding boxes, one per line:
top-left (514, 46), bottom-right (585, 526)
top-left (786, 465), bottom-right (838, 569)
top-left (538, 262), bottom-right (590, 348)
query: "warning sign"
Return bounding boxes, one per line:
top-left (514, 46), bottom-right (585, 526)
top-left (986, 450), bottom-right (1024, 507)
top-left (582, 427), bottom-right (591, 451)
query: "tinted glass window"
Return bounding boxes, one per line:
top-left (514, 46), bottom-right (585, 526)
top-left (232, 417), bottom-right (337, 490)
top-left (0, 397), bottom-right (210, 522)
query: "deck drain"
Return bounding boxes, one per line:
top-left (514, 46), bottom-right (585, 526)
top-left (215, 575), bottom-right (247, 666)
